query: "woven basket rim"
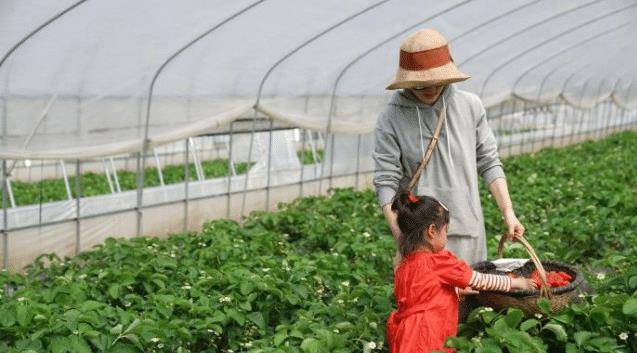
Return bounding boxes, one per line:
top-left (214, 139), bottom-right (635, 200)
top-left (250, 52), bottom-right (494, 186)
top-left (472, 259), bottom-right (584, 298)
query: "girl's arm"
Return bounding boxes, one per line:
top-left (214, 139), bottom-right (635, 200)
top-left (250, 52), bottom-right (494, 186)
top-left (468, 271), bottom-right (536, 291)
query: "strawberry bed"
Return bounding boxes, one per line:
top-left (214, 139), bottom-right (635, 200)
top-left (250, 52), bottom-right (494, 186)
top-left (0, 131), bottom-right (636, 353)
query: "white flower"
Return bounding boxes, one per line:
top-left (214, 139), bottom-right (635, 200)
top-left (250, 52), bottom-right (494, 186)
top-left (596, 273), bottom-right (606, 280)
top-left (219, 296), bottom-right (232, 303)
top-left (352, 297), bottom-right (359, 303)
top-left (170, 253), bottom-right (176, 258)
top-left (371, 252), bottom-right (377, 257)
top-left (578, 293), bottom-right (586, 298)
top-left (369, 322), bottom-right (378, 329)
top-left (123, 301), bottom-right (132, 307)
top-left (151, 337), bottom-right (161, 343)
top-left (332, 252), bottom-right (339, 256)
top-left (262, 268), bottom-right (270, 272)
top-left (244, 342), bottom-right (253, 348)
top-left (181, 285), bottom-right (192, 290)
top-left (367, 341), bottom-right (377, 350)
top-left (78, 274), bottom-right (87, 280)
top-left (207, 329), bottom-right (214, 333)
top-left (341, 281), bottom-right (350, 287)
top-left (16, 297), bottom-right (25, 302)
top-left (484, 307), bottom-right (493, 312)
top-left (535, 313), bottom-right (543, 319)
top-left (337, 299), bottom-right (344, 304)
top-left (363, 232), bottom-right (371, 238)
top-left (157, 343), bottom-right (164, 348)
top-left (333, 329), bottom-right (340, 333)
top-left (619, 332), bottom-right (628, 341)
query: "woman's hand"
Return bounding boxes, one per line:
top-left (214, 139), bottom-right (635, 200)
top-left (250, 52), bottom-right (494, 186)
top-left (511, 277), bottom-right (537, 291)
top-left (503, 209), bottom-right (525, 241)
top-left (393, 249), bottom-right (403, 273)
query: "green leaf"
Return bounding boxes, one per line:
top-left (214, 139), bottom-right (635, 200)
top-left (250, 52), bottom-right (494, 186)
top-left (80, 301), bottom-right (102, 311)
top-left (300, 338), bottom-right (321, 353)
top-left (628, 276), bottom-right (637, 289)
top-left (69, 336), bottom-right (91, 353)
top-left (504, 308), bottom-right (524, 328)
top-left (108, 284), bottom-right (120, 299)
top-left (622, 298), bottom-right (637, 316)
top-left (574, 331), bottom-right (594, 346)
top-left (240, 281), bottom-right (254, 295)
top-left (537, 298), bottom-right (552, 315)
top-left (273, 331), bottom-right (287, 346)
top-left (225, 309), bottom-right (245, 326)
top-left (123, 319), bottom-right (140, 334)
top-left (50, 337), bottom-right (69, 353)
top-left (110, 324), bottom-right (123, 335)
top-left (565, 343), bottom-right (578, 353)
top-left (520, 319), bottom-right (540, 332)
top-left (209, 311), bottom-right (225, 323)
top-left (120, 334), bottom-right (143, 350)
top-left (0, 309), bottom-right (16, 327)
top-left (16, 304), bottom-right (31, 327)
top-left (542, 323), bottom-right (567, 342)
top-left (247, 312), bottom-right (266, 330)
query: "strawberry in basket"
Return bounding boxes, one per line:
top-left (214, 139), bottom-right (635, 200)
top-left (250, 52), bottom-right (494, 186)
top-left (530, 270), bottom-right (572, 288)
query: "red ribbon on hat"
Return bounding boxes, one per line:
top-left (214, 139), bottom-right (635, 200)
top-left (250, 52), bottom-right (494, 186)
top-left (399, 45), bottom-right (453, 71)
top-left (407, 192), bottom-right (419, 203)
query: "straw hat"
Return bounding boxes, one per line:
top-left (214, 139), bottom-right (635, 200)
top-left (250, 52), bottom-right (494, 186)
top-left (386, 29), bottom-right (470, 90)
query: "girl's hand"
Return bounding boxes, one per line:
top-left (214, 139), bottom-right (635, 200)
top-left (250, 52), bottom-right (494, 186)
top-left (458, 286), bottom-right (479, 296)
top-left (511, 277), bottom-right (538, 291)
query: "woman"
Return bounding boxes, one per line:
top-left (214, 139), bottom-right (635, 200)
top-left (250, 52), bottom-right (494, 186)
top-left (373, 28), bottom-right (525, 268)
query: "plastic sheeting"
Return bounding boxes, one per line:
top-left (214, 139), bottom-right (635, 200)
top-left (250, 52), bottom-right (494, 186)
top-left (1, 0), bottom-right (637, 160)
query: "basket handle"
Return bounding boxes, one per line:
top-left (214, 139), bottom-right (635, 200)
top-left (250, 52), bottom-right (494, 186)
top-left (497, 234), bottom-right (552, 298)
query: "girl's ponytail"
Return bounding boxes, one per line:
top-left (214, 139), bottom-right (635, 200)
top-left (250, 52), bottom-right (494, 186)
top-left (390, 189), bottom-right (449, 258)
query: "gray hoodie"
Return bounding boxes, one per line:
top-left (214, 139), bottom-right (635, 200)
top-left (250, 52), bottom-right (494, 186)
top-left (372, 84), bottom-right (505, 239)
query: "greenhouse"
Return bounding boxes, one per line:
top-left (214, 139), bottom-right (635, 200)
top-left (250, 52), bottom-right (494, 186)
top-left (1, 1), bottom-right (636, 352)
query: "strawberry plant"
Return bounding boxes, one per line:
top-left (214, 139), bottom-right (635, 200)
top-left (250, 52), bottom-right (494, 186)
top-left (0, 132), bottom-right (635, 352)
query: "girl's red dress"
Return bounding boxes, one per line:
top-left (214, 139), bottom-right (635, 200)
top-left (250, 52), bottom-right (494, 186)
top-left (387, 249), bottom-right (472, 353)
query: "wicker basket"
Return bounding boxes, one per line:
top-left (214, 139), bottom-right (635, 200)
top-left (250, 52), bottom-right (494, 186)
top-left (471, 235), bottom-right (583, 315)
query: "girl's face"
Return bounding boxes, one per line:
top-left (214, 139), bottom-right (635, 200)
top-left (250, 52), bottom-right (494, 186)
top-left (425, 222), bottom-right (449, 252)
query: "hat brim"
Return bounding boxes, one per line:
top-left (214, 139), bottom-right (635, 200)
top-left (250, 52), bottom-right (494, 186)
top-left (386, 61), bottom-right (470, 90)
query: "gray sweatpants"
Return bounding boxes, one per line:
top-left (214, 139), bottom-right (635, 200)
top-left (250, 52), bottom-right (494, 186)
top-left (446, 234), bottom-right (487, 266)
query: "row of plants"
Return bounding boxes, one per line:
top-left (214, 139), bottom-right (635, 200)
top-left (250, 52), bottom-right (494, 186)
top-left (11, 149), bottom-right (324, 207)
top-left (0, 131), bottom-right (635, 352)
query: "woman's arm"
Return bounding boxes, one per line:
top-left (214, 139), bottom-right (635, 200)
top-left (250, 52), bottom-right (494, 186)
top-left (382, 204), bottom-right (403, 272)
top-left (488, 177), bottom-right (525, 240)
top-left (382, 204), bottom-right (401, 241)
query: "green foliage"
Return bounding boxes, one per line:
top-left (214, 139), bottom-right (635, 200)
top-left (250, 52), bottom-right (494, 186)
top-left (1, 132), bottom-right (636, 352)
top-left (12, 149), bottom-right (323, 207)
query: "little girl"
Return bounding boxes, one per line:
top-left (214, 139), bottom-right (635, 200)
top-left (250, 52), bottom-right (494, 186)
top-left (386, 191), bottom-right (536, 353)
